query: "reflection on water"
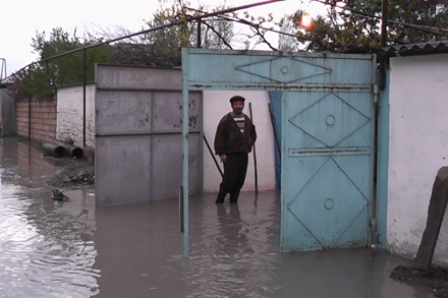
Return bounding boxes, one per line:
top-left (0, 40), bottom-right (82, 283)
top-left (184, 193), bottom-right (281, 298)
top-left (0, 139), bottom-right (98, 297)
top-left (0, 138), bottom-right (435, 298)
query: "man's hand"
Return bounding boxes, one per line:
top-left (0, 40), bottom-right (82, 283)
top-left (219, 154), bottom-right (227, 163)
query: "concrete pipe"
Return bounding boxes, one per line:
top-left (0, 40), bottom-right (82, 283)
top-left (42, 142), bottom-right (65, 157)
top-left (48, 139), bottom-right (84, 158)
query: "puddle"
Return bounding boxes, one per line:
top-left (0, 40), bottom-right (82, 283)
top-left (0, 138), bottom-right (435, 298)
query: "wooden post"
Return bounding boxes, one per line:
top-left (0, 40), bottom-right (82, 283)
top-left (413, 167), bottom-right (448, 270)
top-left (249, 102), bottom-right (258, 194)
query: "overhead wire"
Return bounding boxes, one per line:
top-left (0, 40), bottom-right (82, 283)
top-left (187, 1), bottom-right (448, 51)
top-left (5, 0), bottom-right (448, 79)
top-left (5, 0), bottom-right (284, 79)
top-left (184, 6), bottom-right (312, 42)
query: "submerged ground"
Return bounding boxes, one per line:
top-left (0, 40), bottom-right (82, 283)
top-left (0, 137), bottom-right (444, 297)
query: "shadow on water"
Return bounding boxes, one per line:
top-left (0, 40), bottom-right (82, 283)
top-left (0, 138), bottom-right (435, 298)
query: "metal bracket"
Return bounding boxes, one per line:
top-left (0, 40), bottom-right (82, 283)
top-left (370, 218), bottom-right (377, 232)
top-left (373, 84), bottom-right (379, 104)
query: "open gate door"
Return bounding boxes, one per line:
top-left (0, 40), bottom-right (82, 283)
top-left (182, 48), bottom-right (376, 257)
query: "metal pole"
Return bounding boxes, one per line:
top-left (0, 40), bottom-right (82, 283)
top-left (0, 58), bottom-right (6, 81)
top-left (83, 49), bottom-right (87, 147)
top-left (197, 18), bottom-right (202, 48)
top-left (182, 48), bottom-right (190, 258)
top-left (380, 0), bottom-right (388, 47)
top-left (371, 0), bottom-right (388, 246)
top-left (379, 0), bottom-right (388, 89)
top-left (249, 102), bottom-right (258, 194)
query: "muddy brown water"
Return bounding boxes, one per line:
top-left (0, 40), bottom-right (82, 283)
top-left (0, 138), bottom-right (435, 298)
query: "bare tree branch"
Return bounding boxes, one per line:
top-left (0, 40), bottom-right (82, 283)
top-left (201, 20), bottom-right (234, 49)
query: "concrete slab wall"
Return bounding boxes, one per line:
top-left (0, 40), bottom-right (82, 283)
top-left (387, 53), bottom-right (448, 266)
top-left (0, 89), bottom-right (16, 136)
top-left (202, 90), bottom-right (276, 193)
top-left (95, 65), bottom-right (202, 206)
top-left (56, 84), bottom-right (95, 148)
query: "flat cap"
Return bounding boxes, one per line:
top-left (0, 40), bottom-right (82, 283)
top-left (229, 95), bottom-right (245, 103)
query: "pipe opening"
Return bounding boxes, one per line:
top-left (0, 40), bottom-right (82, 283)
top-left (72, 148), bottom-right (84, 158)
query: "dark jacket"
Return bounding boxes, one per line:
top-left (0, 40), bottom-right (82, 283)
top-left (214, 113), bottom-right (257, 156)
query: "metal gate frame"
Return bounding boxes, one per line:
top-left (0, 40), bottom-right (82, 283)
top-left (181, 48), bottom-right (379, 258)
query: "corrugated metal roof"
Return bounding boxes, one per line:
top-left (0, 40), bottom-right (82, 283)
top-left (0, 76), bottom-right (13, 86)
top-left (381, 41), bottom-right (448, 57)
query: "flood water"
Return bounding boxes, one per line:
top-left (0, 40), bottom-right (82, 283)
top-left (0, 138), bottom-right (434, 298)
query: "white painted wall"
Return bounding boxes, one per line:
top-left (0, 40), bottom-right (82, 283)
top-left (57, 86), bottom-right (276, 192)
top-left (388, 53), bottom-right (448, 265)
top-left (203, 90), bottom-right (276, 193)
top-left (56, 84), bottom-right (95, 148)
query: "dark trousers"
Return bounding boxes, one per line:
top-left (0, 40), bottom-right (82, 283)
top-left (216, 153), bottom-right (248, 203)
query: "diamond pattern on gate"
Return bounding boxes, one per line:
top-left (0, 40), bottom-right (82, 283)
top-left (288, 93), bottom-right (370, 147)
top-left (235, 57), bottom-right (331, 83)
top-left (287, 158), bottom-right (368, 249)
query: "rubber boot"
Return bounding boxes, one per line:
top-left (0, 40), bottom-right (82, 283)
top-left (215, 190), bottom-right (226, 204)
top-left (229, 191), bottom-right (240, 204)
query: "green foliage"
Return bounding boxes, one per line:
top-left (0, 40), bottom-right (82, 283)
top-left (281, 0), bottom-right (448, 53)
top-left (9, 27), bottom-right (112, 99)
top-left (9, 2), bottom-right (235, 99)
top-left (387, 0), bottom-right (448, 43)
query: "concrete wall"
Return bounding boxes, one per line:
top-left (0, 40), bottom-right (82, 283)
top-left (203, 90), bottom-right (276, 193)
top-left (16, 96), bottom-right (57, 142)
top-left (0, 89), bottom-right (16, 136)
top-left (95, 65), bottom-right (202, 205)
top-left (387, 53), bottom-right (448, 265)
top-left (56, 84), bottom-right (95, 148)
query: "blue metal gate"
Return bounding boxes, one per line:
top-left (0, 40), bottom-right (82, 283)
top-left (282, 88), bottom-right (375, 251)
top-left (182, 49), bottom-right (376, 256)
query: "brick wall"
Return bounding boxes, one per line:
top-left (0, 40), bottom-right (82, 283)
top-left (16, 96), bottom-right (57, 142)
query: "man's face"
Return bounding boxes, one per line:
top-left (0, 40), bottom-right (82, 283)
top-left (231, 101), bottom-right (244, 115)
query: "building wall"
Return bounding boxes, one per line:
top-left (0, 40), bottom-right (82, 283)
top-left (0, 89), bottom-right (17, 136)
top-left (56, 84), bottom-right (95, 148)
top-left (203, 90), bottom-right (276, 193)
top-left (16, 96), bottom-right (57, 142)
top-left (387, 53), bottom-right (448, 265)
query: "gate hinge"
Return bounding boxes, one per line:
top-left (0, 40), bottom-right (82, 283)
top-left (370, 218), bottom-right (377, 231)
top-left (373, 84), bottom-right (379, 104)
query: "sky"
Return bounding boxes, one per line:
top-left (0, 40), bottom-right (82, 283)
top-left (0, 0), bottom-right (325, 77)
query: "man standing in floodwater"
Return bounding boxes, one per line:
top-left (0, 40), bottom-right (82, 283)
top-left (214, 95), bottom-right (257, 204)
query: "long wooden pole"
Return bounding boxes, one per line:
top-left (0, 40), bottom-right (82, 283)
top-left (249, 102), bottom-right (258, 194)
top-left (203, 135), bottom-right (223, 178)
